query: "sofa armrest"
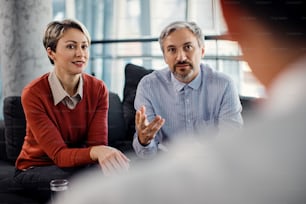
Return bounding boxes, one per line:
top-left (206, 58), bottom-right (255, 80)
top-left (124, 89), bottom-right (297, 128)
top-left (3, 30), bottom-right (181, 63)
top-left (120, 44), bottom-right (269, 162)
top-left (0, 120), bottom-right (7, 161)
top-left (3, 96), bottom-right (26, 162)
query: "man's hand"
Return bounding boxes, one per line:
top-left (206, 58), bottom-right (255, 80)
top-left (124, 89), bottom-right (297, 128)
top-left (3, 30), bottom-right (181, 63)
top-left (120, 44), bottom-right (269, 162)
top-left (135, 106), bottom-right (165, 145)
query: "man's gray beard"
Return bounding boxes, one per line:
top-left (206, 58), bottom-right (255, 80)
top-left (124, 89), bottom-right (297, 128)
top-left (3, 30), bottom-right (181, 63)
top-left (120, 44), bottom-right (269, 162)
top-left (173, 69), bottom-right (194, 83)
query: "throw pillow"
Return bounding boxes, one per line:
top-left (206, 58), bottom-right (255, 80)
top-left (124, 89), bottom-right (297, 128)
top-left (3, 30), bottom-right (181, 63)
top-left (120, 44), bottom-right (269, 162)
top-left (122, 63), bottom-right (153, 141)
top-left (108, 92), bottom-right (126, 146)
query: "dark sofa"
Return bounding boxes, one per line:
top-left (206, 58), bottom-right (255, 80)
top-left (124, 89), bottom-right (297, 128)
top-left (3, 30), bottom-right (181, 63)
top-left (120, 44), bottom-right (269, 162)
top-left (0, 63), bottom-right (255, 203)
top-left (0, 92), bottom-right (132, 203)
top-left (0, 63), bottom-right (152, 203)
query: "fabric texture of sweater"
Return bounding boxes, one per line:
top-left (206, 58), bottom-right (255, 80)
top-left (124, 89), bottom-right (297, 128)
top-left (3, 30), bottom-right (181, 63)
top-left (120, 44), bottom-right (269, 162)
top-left (15, 73), bottom-right (108, 170)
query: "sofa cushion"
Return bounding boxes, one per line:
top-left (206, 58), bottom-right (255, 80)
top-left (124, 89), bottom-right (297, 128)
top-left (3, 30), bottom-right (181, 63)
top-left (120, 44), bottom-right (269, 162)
top-left (122, 63), bottom-right (153, 140)
top-left (3, 96), bottom-right (26, 162)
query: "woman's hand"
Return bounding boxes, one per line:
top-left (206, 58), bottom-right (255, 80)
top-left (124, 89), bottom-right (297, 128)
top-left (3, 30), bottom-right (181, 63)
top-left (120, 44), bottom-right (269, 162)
top-left (90, 145), bottom-right (130, 176)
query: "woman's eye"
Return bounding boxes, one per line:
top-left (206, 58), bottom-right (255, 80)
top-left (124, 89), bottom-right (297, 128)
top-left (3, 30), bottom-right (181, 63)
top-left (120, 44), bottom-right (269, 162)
top-left (67, 44), bottom-right (75, 49)
top-left (82, 44), bottom-right (89, 50)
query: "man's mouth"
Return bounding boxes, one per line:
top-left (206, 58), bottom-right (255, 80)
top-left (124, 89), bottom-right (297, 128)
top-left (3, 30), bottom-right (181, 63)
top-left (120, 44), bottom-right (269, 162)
top-left (175, 62), bottom-right (191, 69)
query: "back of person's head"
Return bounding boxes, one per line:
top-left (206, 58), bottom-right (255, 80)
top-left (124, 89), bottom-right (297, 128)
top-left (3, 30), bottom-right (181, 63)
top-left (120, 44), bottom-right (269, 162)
top-left (43, 19), bottom-right (91, 65)
top-left (221, 0), bottom-right (306, 44)
top-left (159, 21), bottom-right (205, 52)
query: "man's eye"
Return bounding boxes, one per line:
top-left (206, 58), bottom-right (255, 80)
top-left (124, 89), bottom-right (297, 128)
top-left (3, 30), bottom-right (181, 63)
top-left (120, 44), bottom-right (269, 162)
top-left (184, 45), bottom-right (193, 51)
top-left (167, 47), bottom-right (176, 53)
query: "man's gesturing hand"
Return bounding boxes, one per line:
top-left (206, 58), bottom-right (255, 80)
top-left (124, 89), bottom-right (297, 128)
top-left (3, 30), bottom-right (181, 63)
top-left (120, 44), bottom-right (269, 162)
top-left (135, 106), bottom-right (165, 145)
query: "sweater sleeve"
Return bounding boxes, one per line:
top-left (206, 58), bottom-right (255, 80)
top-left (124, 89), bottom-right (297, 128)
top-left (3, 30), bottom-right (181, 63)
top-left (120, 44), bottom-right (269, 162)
top-left (85, 79), bottom-right (109, 147)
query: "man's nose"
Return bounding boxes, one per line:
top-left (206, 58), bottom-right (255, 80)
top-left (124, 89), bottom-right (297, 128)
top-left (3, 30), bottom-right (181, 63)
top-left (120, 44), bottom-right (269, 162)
top-left (176, 49), bottom-right (187, 62)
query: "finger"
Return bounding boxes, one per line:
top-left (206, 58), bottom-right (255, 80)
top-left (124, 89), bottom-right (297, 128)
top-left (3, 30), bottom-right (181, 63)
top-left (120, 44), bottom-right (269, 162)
top-left (140, 112), bottom-right (147, 128)
top-left (135, 110), bottom-right (141, 128)
top-left (136, 106), bottom-right (146, 122)
top-left (100, 160), bottom-right (114, 176)
top-left (108, 157), bottom-right (123, 171)
top-left (136, 108), bottom-right (147, 130)
top-left (154, 118), bottom-right (165, 130)
top-left (140, 105), bottom-right (146, 114)
top-left (119, 151), bottom-right (130, 162)
top-left (107, 148), bottom-right (130, 169)
top-left (151, 115), bottom-right (163, 123)
top-left (147, 116), bottom-right (165, 133)
top-left (115, 153), bottom-right (130, 170)
top-left (102, 154), bottom-right (129, 175)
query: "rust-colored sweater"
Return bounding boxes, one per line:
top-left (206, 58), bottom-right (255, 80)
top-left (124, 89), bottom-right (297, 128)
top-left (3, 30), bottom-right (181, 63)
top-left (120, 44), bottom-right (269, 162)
top-left (15, 73), bottom-right (108, 170)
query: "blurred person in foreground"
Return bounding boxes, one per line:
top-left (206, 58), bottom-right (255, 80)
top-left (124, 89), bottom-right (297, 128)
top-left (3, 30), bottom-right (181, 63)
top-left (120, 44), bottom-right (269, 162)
top-left (133, 21), bottom-right (243, 159)
top-left (53, 1), bottom-right (306, 204)
top-left (12, 19), bottom-right (129, 203)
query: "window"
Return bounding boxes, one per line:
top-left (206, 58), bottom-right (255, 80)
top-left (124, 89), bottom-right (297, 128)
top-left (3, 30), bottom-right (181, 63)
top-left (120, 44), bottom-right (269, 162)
top-left (52, 0), bottom-right (265, 99)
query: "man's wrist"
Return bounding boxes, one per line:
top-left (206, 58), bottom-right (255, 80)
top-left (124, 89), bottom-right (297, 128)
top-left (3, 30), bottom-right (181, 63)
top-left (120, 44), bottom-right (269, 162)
top-left (138, 136), bottom-right (151, 146)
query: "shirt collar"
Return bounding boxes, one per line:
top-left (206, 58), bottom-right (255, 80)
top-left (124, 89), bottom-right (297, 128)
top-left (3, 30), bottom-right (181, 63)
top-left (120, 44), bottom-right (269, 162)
top-left (171, 65), bottom-right (202, 92)
top-left (48, 71), bottom-right (83, 105)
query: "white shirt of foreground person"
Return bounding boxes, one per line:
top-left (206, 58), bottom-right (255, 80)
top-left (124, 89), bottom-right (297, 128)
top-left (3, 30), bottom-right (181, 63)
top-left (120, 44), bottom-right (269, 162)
top-left (51, 56), bottom-right (306, 204)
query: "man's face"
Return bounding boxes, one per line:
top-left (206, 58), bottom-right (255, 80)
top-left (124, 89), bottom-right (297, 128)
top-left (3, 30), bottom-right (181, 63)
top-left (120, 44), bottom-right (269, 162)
top-left (162, 28), bottom-right (205, 83)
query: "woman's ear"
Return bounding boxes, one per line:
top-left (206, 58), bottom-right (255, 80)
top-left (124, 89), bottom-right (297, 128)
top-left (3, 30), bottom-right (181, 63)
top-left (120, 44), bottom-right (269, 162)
top-left (46, 47), bottom-right (55, 61)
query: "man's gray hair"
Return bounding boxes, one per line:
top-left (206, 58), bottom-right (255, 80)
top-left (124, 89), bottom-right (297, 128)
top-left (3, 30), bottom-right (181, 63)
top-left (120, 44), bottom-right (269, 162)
top-left (159, 21), bottom-right (205, 52)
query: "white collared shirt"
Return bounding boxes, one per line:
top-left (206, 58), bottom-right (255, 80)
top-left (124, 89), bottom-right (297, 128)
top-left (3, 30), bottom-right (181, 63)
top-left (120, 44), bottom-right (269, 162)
top-left (48, 71), bottom-right (83, 109)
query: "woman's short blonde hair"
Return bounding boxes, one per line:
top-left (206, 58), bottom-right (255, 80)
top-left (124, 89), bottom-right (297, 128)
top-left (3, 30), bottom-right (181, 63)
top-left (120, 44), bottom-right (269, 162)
top-left (43, 19), bottom-right (91, 65)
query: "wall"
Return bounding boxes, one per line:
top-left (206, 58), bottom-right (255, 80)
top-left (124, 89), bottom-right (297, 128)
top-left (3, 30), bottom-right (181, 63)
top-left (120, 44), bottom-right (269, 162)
top-left (0, 0), bottom-right (52, 118)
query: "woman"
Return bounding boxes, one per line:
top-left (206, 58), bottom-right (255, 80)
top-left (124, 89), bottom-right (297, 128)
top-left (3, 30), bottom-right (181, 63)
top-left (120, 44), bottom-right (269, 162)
top-left (14, 19), bottom-right (129, 201)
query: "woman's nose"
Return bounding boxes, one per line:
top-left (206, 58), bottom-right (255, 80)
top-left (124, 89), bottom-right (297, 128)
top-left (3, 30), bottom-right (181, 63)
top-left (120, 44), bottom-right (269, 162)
top-left (75, 46), bottom-right (85, 57)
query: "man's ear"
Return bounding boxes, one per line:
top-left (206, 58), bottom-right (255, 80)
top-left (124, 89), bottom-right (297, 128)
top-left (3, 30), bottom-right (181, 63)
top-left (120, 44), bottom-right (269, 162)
top-left (201, 47), bottom-right (205, 58)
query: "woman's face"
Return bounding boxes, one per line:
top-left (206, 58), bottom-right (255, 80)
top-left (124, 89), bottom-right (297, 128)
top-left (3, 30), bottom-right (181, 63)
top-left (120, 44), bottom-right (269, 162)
top-left (47, 28), bottom-right (89, 76)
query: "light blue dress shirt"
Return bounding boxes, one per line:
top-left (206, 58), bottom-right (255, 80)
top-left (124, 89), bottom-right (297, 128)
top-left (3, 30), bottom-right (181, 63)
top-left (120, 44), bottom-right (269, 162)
top-left (133, 64), bottom-right (243, 158)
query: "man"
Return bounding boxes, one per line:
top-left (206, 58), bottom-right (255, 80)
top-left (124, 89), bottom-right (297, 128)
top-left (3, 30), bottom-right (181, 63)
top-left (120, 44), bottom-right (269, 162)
top-left (133, 21), bottom-right (243, 158)
top-left (54, 1), bottom-right (306, 203)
